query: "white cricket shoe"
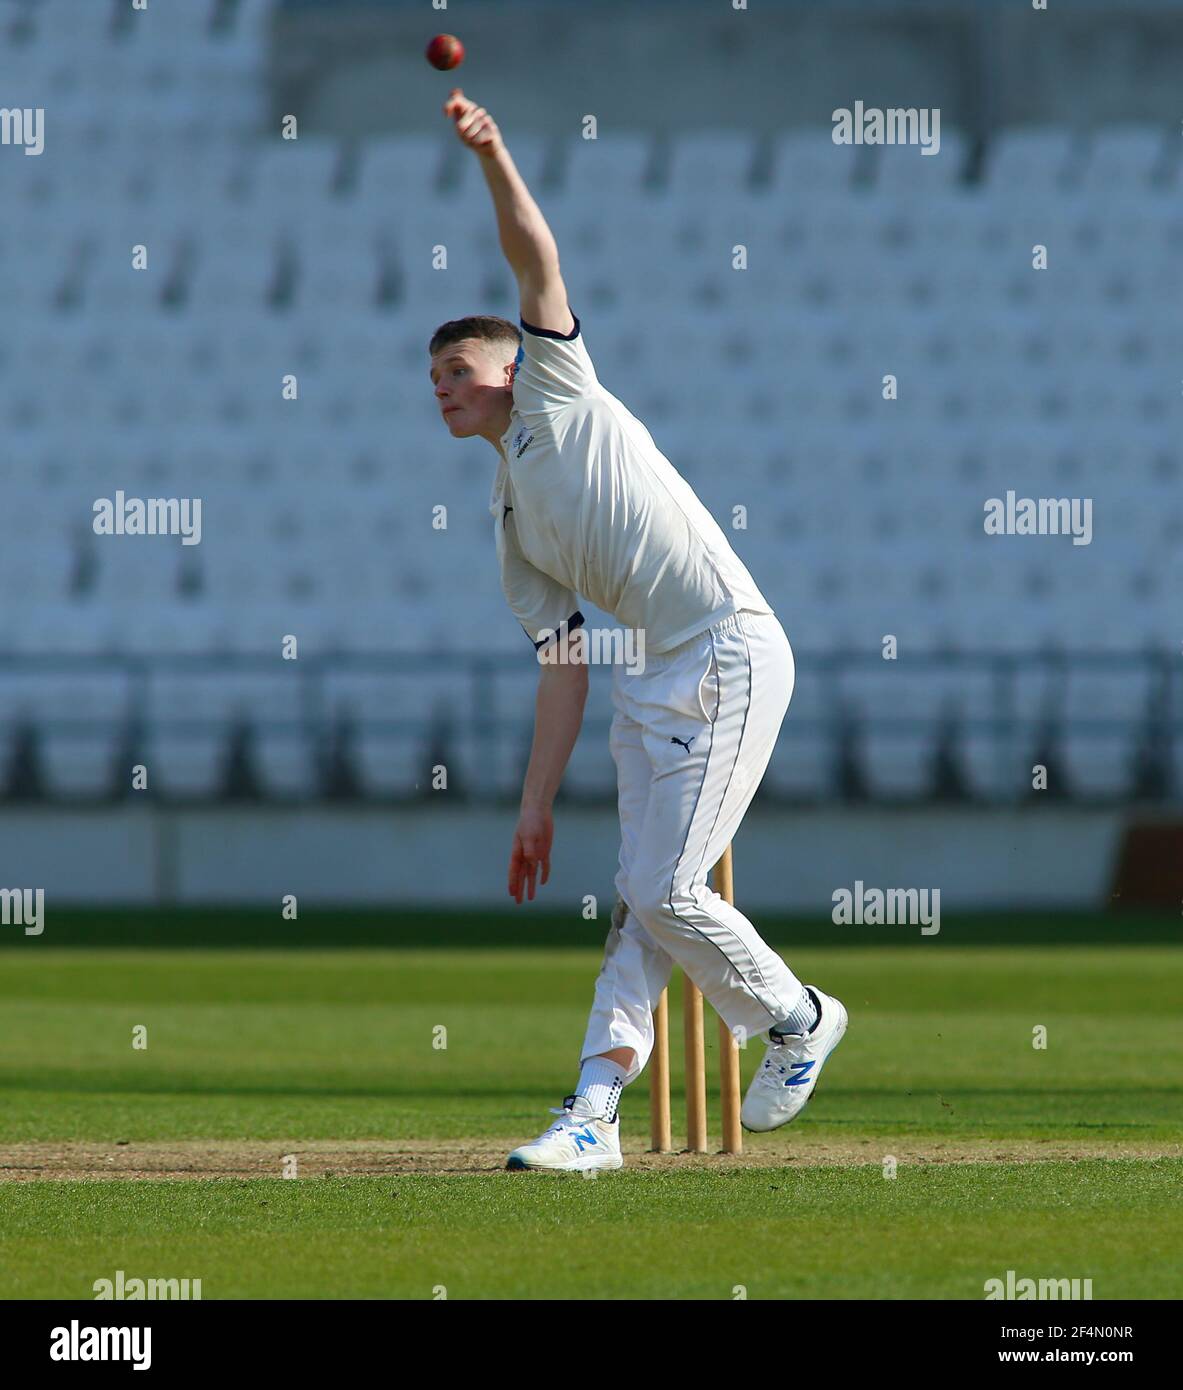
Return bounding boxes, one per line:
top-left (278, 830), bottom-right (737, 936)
top-left (741, 987), bottom-right (848, 1133)
top-left (506, 1094), bottom-right (623, 1172)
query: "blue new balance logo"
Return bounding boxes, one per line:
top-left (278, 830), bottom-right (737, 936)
top-left (783, 1060), bottom-right (815, 1087)
top-left (572, 1128), bottom-right (599, 1152)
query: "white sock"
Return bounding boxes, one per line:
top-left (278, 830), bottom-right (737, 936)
top-left (575, 1057), bottom-right (627, 1122)
top-left (772, 986), bottom-right (819, 1038)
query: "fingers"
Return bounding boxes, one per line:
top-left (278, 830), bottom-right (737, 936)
top-left (458, 107), bottom-right (491, 144)
top-left (444, 90), bottom-right (498, 151)
top-left (509, 834), bottom-right (549, 903)
top-left (525, 846), bottom-right (547, 900)
top-left (508, 838), bottom-right (523, 902)
top-left (443, 88), bottom-right (476, 124)
top-left (522, 838), bottom-right (537, 901)
top-left (442, 87), bottom-right (467, 118)
top-left (509, 838), bottom-right (536, 904)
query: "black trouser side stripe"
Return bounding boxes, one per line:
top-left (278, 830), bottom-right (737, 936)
top-left (663, 622), bottom-right (786, 1025)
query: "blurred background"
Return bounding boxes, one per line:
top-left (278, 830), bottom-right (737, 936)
top-left (1, 0), bottom-right (1181, 910)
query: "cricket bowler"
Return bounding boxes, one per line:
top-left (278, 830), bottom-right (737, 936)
top-left (429, 91), bottom-right (848, 1171)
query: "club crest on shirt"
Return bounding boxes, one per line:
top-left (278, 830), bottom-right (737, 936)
top-left (512, 426), bottom-right (535, 459)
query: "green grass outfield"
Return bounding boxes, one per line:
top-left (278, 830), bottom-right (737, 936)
top-left (1, 909), bottom-right (1180, 1299)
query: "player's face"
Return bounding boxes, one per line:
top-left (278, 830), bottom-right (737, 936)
top-left (429, 338), bottom-right (514, 440)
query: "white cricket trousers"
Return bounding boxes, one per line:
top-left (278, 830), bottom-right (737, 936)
top-left (579, 608), bottom-right (804, 1084)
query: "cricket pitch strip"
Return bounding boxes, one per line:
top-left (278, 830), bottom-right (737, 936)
top-left (1, 1138), bottom-right (1178, 1181)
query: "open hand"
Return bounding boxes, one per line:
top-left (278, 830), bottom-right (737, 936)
top-left (443, 88), bottom-right (504, 158)
top-left (508, 804), bottom-right (553, 903)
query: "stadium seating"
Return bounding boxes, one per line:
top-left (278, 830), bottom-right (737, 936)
top-left (2, 0), bottom-right (1178, 805)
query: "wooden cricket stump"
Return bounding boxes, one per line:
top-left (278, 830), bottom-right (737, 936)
top-left (649, 988), bottom-right (672, 1153)
top-left (649, 844), bottom-right (743, 1155)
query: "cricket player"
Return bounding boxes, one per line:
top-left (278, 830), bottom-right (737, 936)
top-left (430, 91), bottom-right (848, 1171)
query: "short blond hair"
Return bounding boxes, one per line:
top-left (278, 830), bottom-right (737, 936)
top-left (428, 315), bottom-right (521, 361)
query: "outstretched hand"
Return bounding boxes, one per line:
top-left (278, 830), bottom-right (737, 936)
top-left (443, 88), bottom-right (504, 158)
top-left (508, 804), bottom-right (553, 904)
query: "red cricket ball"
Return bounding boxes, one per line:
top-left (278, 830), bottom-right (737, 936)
top-left (426, 34), bottom-right (464, 71)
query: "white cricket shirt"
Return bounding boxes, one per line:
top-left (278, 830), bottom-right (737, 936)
top-left (491, 312), bottom-right (773, 653)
